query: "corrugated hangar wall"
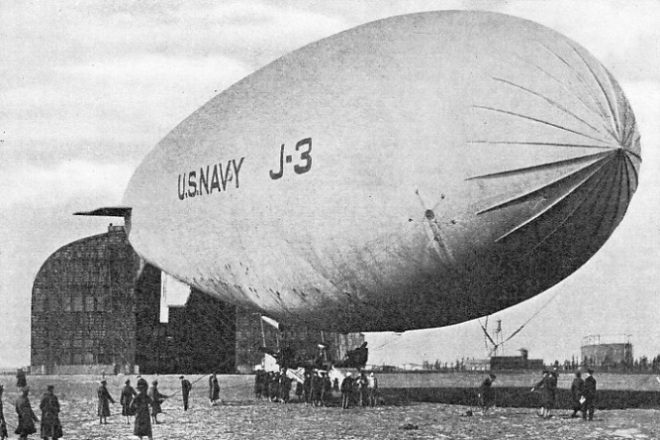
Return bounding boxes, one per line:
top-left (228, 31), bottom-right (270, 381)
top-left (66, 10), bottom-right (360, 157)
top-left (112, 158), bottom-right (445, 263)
top-left (31, 225), bottom-right (139, 373)
top-left (31, 225), bottom-right (363, 374)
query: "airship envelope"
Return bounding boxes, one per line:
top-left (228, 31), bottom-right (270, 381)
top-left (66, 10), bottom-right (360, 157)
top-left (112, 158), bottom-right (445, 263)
top-left (121, 11), bottom-right (641, 333)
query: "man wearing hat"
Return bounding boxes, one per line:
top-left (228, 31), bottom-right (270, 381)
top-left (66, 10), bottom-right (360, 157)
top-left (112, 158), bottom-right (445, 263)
top-left (148, 381), bottom-right (168, 424)
top-left (132, 379), bottom-right (153, 440)
top-left (39, 385), bottom-right (62, 440)
top-left (367, 372), bottom-right (379, 407)
top-left (15, 386), bottom-right (38, 440)
top-left (179, 376), bottom-right (192, 411)
top-left (120, 379), bottom-right (137, 424)
top-left (479, 373), bottom-right (497, 414)
top-left (97, 380), bottom-right (115, 425)
top-left (582, 369), bottom-right (597, 421)
top-left (340, 373), bottom-right (353, 409)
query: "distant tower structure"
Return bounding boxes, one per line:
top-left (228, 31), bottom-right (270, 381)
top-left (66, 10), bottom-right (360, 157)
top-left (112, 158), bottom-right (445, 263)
top-left (580, 335), bottom-right (633, 368)
top-left (483, 319), bottom-right (505, 357)
top-left (493, 320), bottom-right (504, 356)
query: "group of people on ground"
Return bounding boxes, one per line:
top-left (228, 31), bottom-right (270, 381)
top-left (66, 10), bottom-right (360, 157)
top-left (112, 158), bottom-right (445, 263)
top-left (569, 369), bottom-right (597, 421)
top-left (478, 367), bottom-right (597, 420)
top-left (340, 371), bottom-right (379, 409)
top-left (530, 367), bottom-right (597, 420)
top-left (97, 376), bottom-right (171, 440)
top-left (101, 376), bottom-right (172, 439)
top-left (254, 370), bottom-right (293, 403)
top-left (8, 385), bottom-right (62, 440)
top-left (254, 368), bottom-right (379, 409)
top-left (1, 365), bottom-right (604, 440)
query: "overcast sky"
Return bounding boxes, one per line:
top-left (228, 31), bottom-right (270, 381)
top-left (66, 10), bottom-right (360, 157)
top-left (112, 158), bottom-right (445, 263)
top-left (1, 1), bottom-right (658, 368)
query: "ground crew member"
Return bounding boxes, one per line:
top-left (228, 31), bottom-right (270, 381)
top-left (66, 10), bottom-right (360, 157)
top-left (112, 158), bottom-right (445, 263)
top-left (582, 369), bottom-right (597, 421)
top-left (120, 380), bottom-right (137, 424)
top-left (358, 372), bottom-right (368, 407)
top-left (148, 381), bottom-right (167, 424)
top-left (367, 372), bottom-right (379, 407)
top-left (479, 373), bottom-right (497, 413)
top-left (341, 373), bottom-right (353, 409)
top-left (303, 370), bottom-right (312, 405)
top-left (321, 371), bottom-right (332, 406)
top-left (97, 380), bottom-right (114, 425)
top-left (132, 379), bottom-right (153, 440)
top-left (570, 371), bottom-right (584, 418)
top-left (15, 387), bottom-right (39, 440)
top-left (39, 385), bottom-right (62, 440)
top-left (180, 376), bottom-right (192, 411)
top-left (279, 373), bottom-right (291, 403)
top-left (531, 370), bottom-right (553, 419)
top-left (209, 373), bottom-right (221, 406)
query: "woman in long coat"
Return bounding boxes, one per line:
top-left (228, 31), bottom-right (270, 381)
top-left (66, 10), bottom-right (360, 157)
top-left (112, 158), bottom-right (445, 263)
top-left (209, 373), bottom-right (220, 405)
top-left (120, 380), bottom-right (137, 424)
top-left (132, 380), bottom-right (153, 440)
top-left (39, 385), bottom-right (62, 440)
top-left (531, 370), bottom-right (554, 419)
top-left (147, 381), bottom-right (167, 424)
top-left (15, 387), bottom-right (39, 440)
top-left (97, 380), bottom-right (115, 424)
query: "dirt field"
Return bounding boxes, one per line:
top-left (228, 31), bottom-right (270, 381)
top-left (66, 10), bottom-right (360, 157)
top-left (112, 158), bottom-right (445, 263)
top-left (1, 374), bottom-right (658, 439)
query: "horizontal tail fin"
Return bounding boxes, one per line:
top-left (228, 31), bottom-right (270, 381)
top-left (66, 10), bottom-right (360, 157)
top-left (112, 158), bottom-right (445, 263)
top-left (74, 207), bottom-right (131, 217)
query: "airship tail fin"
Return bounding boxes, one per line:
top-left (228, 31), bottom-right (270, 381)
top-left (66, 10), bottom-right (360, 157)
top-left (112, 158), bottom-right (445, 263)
top-left (74, 207), bottom-right (131, 217)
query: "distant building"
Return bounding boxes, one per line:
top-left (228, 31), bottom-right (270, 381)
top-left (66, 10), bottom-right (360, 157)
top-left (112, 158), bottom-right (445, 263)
top-left (490, 349), bottom-right (544, 371)
top-left (31, 225), bottom-right (363, 374)
top-left (581, 335), bottom-right (633, 367)
top-left (400, 363), bottom-right (425, 371)
top-left (465, 358), bottom-right (490, 371)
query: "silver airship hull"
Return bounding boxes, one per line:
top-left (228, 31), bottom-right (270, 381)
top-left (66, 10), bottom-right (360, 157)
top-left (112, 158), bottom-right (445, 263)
top-left (123, 11), bottom-right (641, 333)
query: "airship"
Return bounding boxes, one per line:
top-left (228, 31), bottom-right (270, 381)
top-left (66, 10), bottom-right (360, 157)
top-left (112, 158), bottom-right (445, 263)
top-left (79, 11), bottom-right (641, 334)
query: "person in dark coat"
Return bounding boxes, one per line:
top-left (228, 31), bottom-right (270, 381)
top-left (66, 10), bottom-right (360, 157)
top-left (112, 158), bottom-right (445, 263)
top-left (340, 373), bottom-right (353, 409)
top-left (254, 370), bottom-right (263, 399)
top-left (179, 376), bottom-right (192, 411)
top-left (279, 373), bottom-right (291, 404)
top-left (479, 374), bottom-right (497, 413)
top-left (39, 385), bottom-right (62, 440)
top-left (582, 369), bottom-right (597, 421)
top-left (148, 381), bottom-right (167, 424)
top-left (15, 387), bottom-right (38, 440)
top-left (321, 372), bottom-right (332, 406)
top-left (0, 385), bottom-right (8, 440)
top-left (310, 372), bottom-right (322, 406)
top-left (209, 373), bottom-right (220, 406)
top-left (303, 370), bottom-right (312, 405)
top-left (531, 370), bottom-right (553, 419)
top-left (132, 380), bottom-right (153, 439)
top-left (120, 379), bottom-right (137, 424)
top-left (269, 372), bottom-right (279, 402)
top-left (16, 369), bottom-right (27, 389)
top-left (356, 372), bottom-right (368, 407)
top-left (549, 367), bottom-right (559, 408)
top-left (97, 380), bottom-right (115, 424)
top-left (367, 372), bottom-right (379, 407)
top-left (570, 371), bottom-right (584, 418)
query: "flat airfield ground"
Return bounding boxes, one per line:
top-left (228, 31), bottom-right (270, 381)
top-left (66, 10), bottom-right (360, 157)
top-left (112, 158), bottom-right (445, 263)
top-left (1, 375), bottom-right (658, 439)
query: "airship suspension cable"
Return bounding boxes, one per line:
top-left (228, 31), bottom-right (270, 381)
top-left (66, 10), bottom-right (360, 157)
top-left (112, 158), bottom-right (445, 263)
top-left (369, 334), bottom-right (404, 352)
top-left (480, 289), bottom-right (563, 350)
top-left (502, 289), bottom-right (562, 345)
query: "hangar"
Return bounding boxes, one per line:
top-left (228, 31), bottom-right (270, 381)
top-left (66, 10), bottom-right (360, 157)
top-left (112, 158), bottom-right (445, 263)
top-left (31, 224), bottom-right (362, 375)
